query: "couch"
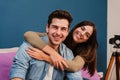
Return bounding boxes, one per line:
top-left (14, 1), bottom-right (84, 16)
top-left (0, 47), bottom-right (102, 80)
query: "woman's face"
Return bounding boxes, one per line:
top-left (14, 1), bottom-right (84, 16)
top-left (73, 25), bottom-right (93, 43)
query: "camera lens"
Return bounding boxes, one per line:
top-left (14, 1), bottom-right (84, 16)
top-left (115, 39), bottom-right (120, 45)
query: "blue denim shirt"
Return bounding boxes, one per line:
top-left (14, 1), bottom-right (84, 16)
top-left (10, 36), bottom-right (82, 80)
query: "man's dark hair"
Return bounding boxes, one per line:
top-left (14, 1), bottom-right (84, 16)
top-left (48, 10), bottom-right (73, 28)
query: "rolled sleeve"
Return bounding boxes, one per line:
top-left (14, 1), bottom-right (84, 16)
top-left (10, 42), bottom-right (31, 79)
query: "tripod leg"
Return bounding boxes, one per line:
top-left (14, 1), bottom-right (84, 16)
top-left (105, 56), bottom-right (115, 80)
top-left (116, 55), bottom-right (120, 80)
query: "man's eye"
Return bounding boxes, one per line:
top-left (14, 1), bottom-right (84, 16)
top-left (52, 26), bottom-right (58, 29)
top-left (62, 28), bottom-right (68, 31)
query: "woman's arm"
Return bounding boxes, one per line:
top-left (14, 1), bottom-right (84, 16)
top-left (65, 56), bottom-right (85, 72)
top-left (24, 31), bottom-right (85, 72)
top-left (24, 31), bottom-right (47, 49)
top-left (24, 31), bottom-right (68, 70)
top-left (26, 47), bottom-right (68, 71)
top-left (26, 47), bottom-right (85, 72)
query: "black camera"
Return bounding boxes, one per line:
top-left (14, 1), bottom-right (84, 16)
top-left (109, 35), bottom-right (120, 48)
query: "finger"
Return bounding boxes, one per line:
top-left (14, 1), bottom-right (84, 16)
top-left (51, 57), bottom-right (56, 66)
top-left (27, 51), bottom-right (38, 59)
top-left (28, 46), bottom-right (33, 50)
top-left (28, 46), bottom-right (35, 51)
top-left (59, 62), bottom-right (64, 71)
top-left (26, 49), bottom-right (35, 54)
top-left (61, 60), bottom-right (68, 68)
top-left (27, 51), bottom-right (34, 57)
top-left (27, 50), bottom-right (34, 56)
top-left (56, 61), bottom-right (59, 68)
top-left (28, 46), bottom-right (41, 52)
top-left (54, 61), bottom-right (58, 68)
top-left (50, 56), bottom-right (57, 66)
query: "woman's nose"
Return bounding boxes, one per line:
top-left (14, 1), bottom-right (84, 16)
top-left (81, 31), bottom-right (85, 35)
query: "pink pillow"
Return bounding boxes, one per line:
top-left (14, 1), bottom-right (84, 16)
top-left (81, 69), bottom-right (100, 80)
top-left (0, 52), bottom-right (16, 80)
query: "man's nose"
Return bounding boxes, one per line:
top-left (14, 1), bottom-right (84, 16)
top-left (56, 29), bottom-right (61, 35)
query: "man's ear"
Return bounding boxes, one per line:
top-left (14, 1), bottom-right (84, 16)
top-left (46, 24), bottom-right (48, 33)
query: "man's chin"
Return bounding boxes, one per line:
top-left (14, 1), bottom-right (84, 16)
top-left (53, 41), bottom-right (61, 45)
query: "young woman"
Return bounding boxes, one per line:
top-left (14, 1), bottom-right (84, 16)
top-left (24, 20), bottom-right (98, 78)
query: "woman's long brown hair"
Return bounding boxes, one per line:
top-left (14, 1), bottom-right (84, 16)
top-left (64, 20), bottom-right (98, 76)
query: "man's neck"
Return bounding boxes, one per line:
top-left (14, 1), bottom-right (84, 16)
top-left (48, 43), bottom-right (59, 51)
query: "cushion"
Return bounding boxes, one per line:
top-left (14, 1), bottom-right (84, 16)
top-left (81, 69), bottom-right (100, 80)
top-left (0, 52), bottom-right (16, 80)
top-left (0, 47), bottom-right (18, 53)
top-left (0, 47), bottom-right (101, 80)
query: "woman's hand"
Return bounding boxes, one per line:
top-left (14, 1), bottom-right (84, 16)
top-left (26, 47), bottom-right (68, 71)
top-left (42, 45), bottom-right (68, 71)
top-left (49, 53), bottom-right (67, 71)
top-left (26, 47), bottom-right (49, 61)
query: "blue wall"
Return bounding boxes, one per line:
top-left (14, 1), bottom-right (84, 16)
top-left (0, 0), bottom-right (107, 75)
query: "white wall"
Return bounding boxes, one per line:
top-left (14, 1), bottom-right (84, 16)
top-left (108, 0), bottom-right (120, 65)
top-left (107, 0), bottom-right (120, 79)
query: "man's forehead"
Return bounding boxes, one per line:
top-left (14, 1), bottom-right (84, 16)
top-left (51, 18), bottom-right (69, 28)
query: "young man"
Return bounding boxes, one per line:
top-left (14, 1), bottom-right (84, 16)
top-left (10, 10), bottom-right (82, 80)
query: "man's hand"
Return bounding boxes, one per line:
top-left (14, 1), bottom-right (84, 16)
top-left (49, 54), bottom-right (68, 71)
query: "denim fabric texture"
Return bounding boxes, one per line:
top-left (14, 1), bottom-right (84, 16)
top-left (10, 36), bottom-right (83, 80)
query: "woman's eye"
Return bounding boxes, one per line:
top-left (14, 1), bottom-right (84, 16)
top-left (81, 26), bottom-right (85, 31)
top-left (86, 32), bottom-right (90, 38)
top-left (75, 31), bottom-right (79, 34)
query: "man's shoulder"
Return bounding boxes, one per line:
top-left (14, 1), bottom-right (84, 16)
top-left (60, 43), bottom-right (71, 50)
top-left (59, 43), bottom-right (73, 53)
top-left (20, 41), bottom-right (31, 48)
top-left (59, 43), bottom-right (74, 60)
top-left (41, 35), bottom-right (48, 43)
top-left (14, 41), bottom-right (32, 60)
top-left (17, 41), bottom-right (32, 53)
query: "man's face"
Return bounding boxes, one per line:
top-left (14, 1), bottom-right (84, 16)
top-left (46, 18), bottom-right (69, 48)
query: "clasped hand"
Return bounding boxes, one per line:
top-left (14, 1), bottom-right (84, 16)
top-left (26, 47), bottom-right (68, 71)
